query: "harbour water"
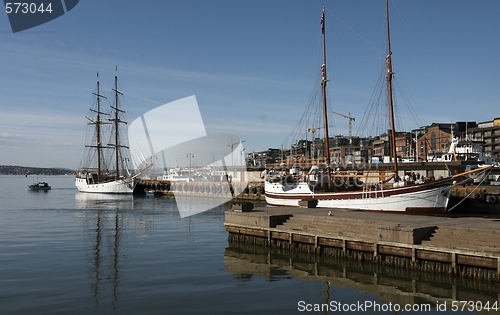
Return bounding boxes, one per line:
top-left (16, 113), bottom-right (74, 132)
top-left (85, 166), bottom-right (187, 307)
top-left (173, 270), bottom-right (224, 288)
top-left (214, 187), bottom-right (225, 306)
top-left (0, 175), bottom-right (497, 314)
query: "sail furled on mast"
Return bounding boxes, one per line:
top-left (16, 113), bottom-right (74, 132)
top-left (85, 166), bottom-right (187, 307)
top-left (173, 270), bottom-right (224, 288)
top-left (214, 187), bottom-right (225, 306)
top-left (385, 0), bottom-right (398, 175)
top-left (75, 71), bottom-right (145, 194)
top-left (320, 8), bottom-right (325, 34)
top-left (321, 6), bottom-right (332, 185)
top-left (81, 78), bottom-right (110, 177)
top-left (107, 75), bottom-right (131, 178)
top-left (278, 7), bottom-right (335, 162)
top-left (78, 73), bottom-right (132, 179)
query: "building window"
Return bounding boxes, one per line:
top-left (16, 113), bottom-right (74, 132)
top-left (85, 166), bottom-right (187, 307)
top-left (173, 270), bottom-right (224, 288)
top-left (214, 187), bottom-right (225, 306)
top-left (431, 132), bottom-right (436, 152)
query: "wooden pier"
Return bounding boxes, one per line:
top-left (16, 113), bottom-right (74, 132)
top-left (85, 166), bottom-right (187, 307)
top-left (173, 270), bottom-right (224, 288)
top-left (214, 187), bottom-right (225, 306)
top-left (225, 205), bottom-right (500, 281)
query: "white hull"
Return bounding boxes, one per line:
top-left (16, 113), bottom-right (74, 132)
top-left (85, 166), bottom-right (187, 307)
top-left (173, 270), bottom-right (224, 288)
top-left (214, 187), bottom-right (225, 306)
top-left (265, 180), bottom-right (451, 214)
top-left (75, 177), bottom-right (136, 194)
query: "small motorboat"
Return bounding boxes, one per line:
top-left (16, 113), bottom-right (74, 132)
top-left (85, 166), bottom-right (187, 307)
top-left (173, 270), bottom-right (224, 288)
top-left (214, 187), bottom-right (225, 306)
top-left (28, 182), bottom-right (51, 191)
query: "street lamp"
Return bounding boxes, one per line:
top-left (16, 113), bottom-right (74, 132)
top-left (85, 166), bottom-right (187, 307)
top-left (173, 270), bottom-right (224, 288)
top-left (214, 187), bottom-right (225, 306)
top-left (186, 153), bottom-right (194, 174)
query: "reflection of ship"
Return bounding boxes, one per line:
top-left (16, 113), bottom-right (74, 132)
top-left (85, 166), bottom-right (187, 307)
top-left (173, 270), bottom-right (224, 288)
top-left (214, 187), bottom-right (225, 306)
top-left (225, 241), bottom-right (500, 307)
top-left (77, 194), bottom-right (135, 312)
top-left (75, 73), bottom-right (140, 194)
top-left (84, 207), bottom-right (124, 313)
top-left (264, 4), bottom-right (490, 215)
top-left (75, 191), bottom-right (134, 209)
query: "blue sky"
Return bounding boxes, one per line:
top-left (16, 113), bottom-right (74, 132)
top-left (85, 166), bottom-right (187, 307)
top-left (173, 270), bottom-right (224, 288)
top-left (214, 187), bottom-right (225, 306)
top-left (0, 0), bottom-right (499, 168)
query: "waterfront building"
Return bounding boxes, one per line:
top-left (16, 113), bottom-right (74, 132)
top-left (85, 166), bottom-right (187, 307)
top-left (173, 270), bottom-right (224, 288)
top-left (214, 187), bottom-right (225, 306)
top-left (247, 121), bottom-right (497, 167)
top-left (469, 117), bottom-right (500, 161)
top-left (417, 122), bottom-right (476, 161)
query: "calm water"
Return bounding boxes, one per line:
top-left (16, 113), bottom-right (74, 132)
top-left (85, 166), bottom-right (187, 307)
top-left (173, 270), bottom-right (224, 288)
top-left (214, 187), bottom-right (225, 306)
top-left (0, 175), bottom-right (497, 314)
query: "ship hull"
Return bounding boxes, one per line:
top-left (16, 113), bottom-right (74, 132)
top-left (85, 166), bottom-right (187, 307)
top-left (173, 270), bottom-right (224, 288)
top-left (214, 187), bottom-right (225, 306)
top-left (265, 179), bottom-right (452, 215)
top-left (75, 176), bottom-right (136, 194)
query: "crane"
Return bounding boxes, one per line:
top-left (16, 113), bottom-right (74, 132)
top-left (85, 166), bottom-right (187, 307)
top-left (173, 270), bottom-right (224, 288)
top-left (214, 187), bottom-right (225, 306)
top-left (306, 124), bottom-right (334, 139)
top-left (228, 139), bottom-right (245, 166)
top-left (306, 124), bottom-right (334, 159)
top-left (306, 124), bottom-right (324, 139)
top-left (330, 111), bottom-right (355, 138)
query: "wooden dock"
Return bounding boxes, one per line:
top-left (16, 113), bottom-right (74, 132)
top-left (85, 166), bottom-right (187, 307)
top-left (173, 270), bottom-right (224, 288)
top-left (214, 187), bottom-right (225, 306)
top-left (225, 205), bottom-right (500, 281)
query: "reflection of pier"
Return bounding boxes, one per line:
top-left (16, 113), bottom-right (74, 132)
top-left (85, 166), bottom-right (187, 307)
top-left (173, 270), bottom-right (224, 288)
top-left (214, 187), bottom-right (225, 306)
top-left (225, 241), bottom-right (500, 307)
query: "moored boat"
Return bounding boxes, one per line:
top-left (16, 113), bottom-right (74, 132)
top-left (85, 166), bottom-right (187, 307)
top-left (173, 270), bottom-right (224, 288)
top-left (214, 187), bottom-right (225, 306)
top-left (264, 3), bottom-right (491, 215)
top-left (75, 72), bottom-right (141, 194)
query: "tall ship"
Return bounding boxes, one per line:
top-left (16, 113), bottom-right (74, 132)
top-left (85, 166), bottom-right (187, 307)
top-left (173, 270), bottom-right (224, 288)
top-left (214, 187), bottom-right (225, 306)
top-left (264, 2), bottom-right (491, 214)
top-left (75, 73), bottom-right (139, 194)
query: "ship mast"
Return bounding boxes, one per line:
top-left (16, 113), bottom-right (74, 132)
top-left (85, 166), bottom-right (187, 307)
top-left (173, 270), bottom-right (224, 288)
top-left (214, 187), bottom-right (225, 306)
top-left (110, 73), bottom-right (125, 181)
top-left (89, 73), bottom-right (107, 182)
top-left (321, 7), bottom-right (332, 185)
top-left (385, 0), bottom-right (398, 177)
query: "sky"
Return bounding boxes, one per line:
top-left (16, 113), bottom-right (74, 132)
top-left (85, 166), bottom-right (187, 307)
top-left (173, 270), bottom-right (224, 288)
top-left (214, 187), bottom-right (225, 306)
top-left (0, 0), bottom-right (499, 169)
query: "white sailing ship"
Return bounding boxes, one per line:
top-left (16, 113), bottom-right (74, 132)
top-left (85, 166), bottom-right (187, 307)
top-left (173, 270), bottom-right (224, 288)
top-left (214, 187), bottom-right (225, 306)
top-left (75, 73), bottom-right (139, 194)
top-left (264, 3), bottom-right (491, 215)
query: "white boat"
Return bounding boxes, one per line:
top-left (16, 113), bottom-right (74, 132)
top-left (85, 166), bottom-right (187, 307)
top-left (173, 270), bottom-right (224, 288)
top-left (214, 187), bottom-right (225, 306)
top-left (75, 175), bottom-right (136, 194)
top-left (428, 135), bottom-right (496, 165)
top-left (75, 73), bottom-right (139, 194)
top-left (264, 3), bottom-right (490, 215)
top-left (159, 167), bottom-right (195, 182)
top-left (265, 175), bottom-right (454, 214)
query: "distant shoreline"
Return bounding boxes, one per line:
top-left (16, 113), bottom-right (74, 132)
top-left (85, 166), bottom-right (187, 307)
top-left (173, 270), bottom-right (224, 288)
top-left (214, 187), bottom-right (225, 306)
top-left (0, 165), bottom-right (75, 176)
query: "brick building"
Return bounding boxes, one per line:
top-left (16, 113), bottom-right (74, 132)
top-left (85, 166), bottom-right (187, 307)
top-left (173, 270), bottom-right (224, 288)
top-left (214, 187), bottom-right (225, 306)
top-left (417, 122), bottom-right (476, 161)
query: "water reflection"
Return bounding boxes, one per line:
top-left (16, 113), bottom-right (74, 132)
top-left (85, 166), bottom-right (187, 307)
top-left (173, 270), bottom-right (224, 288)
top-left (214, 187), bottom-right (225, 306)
top-left (75, 193), bottom-right (139, 312)
top-left (80, 202), bottom-right (123, 311)
top-left (225, 241), bottom-right (500, 308)
top-left (75, 192), bottom-right (134, 210)
top-left (74, 193), bottom-right (232, 313)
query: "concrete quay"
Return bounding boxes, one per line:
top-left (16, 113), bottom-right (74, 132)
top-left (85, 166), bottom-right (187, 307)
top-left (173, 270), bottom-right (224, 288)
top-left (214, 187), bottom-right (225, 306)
top-left (225, 205), bottom-right (500, 281)
top-left (136, 179), bottom-right (500, 212)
